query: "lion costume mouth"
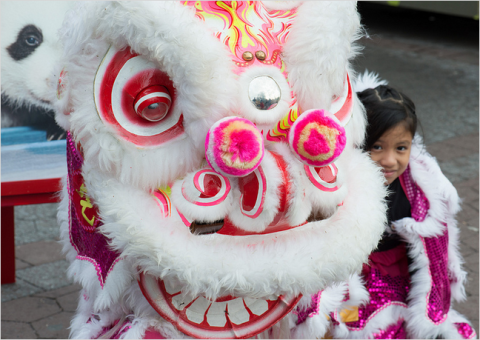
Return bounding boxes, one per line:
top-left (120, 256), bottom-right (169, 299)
top-left (139, 273), bottom-right (301, 339)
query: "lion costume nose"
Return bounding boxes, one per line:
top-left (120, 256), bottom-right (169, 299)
top-left (288, 109), bottom-right (346, 167)
top-left (205, 117), bottom-right (264, 177)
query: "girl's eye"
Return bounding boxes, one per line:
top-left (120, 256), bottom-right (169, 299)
top-left (371, 145), bottom-right (382, 151)
top-left (397, 146), bottom-right (407, 151)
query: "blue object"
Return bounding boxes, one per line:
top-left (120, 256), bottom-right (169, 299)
top-left (1, 126), bottom-right (47, 146)
top-left (1, 139), bottom-right (67, 182)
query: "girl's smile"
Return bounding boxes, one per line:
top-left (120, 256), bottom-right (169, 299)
top-left (369, 123), bottom-right (413, 185)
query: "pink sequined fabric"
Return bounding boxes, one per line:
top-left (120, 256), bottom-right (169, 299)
top-left (401, 166), bottom-right (451, 324)
top-left (455, 322), bottom-right (476, 339)
top-left (372, 319), bottom-right (407, 339)
top-left (399, 165), bottom-right (429, 222)
top-left (422, 231), bottom-right (450, 323)
top-left (345, 266), bottom-right (409, 330)
top-left (67, 131), bottom-right (121, 286)
top-left (294, 291), bottom-right (322, 325)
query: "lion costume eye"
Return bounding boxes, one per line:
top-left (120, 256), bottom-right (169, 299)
top-left (133, 85), bottom-right (172, 122)
top-left (94, 45), bottom-right (184, 147)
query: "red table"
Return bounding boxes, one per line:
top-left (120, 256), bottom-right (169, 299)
top-left (1, 178), bottom-right (62, 284)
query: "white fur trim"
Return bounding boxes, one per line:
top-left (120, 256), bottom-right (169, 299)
top-left (352, 69), bottom-right (388, 93)
top-left (79, 146), bottom-right (386, 302)
top-left (283, 1), bottom-right (362, 111)
top-left (55, 1), bottom-right (238, 190)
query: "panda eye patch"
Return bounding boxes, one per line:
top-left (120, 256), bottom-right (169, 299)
top-left (7, 24), bottom-right (43, 61)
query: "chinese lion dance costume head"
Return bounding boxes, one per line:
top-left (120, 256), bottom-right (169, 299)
top-left (53, 1), bottom-right (387, 338)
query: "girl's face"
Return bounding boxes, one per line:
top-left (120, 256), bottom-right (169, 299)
top-left (370, 123), bottom-right (413, 185)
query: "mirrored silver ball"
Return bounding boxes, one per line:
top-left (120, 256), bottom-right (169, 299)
top-left (248, 76), bottom-right (281, 111)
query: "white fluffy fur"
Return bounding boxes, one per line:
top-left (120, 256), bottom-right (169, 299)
top-left (55, 2), bottom-right (388, 338)
top-left (352, 69), bottom-right (388, 93)
top-left (283, 2), bottom-right (362, 112)
top-left (55, 1), bottom-right (237, 190)
top-left (80, 145), bottom-right (385, 302)
top-left (1, 1), bottom-right (73, 109)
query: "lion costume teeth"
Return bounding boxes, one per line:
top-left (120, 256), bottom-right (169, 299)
top-left (53, 2), bottom-right (387, 338)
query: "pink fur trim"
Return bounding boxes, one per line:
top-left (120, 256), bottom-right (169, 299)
top-left (290, 109), bottom-right (346, 167)
top-left (206, 117), bottom-right (264, 177)
top-left (228, 129), bottom-right (260, 163)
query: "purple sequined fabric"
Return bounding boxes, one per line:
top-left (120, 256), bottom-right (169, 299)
top-left (422, 232), bottom-right (450, 324)
top-left (455, 322), bottom-right (476, 339)
top-left (400, 166), bottom-right (429, 222)
top-left (401, 166), bottom-right (451, 324)
top-left (67, 132), bottom-right (121, 287)
top-left (372, 319), bottom-right (407, 339)
top-left (294, 291), bottom-right (322, 325)
top-left (346, 267), bottom-right (409, 330)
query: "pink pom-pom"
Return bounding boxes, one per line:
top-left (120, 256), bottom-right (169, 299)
top-left (288, 109), bottom-right (346, 167)
top-left (205, 117), bottom-right (264, 177)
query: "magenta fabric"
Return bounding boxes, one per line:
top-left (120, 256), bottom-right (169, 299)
top-left (372, 319), bottom-right (407, 339)
top-left (67, 131), bottom-right (121, 287)
top-left (423, 230), bottom-right (451, 323)
top-left (399, 165), bottom-right (429, 222)
top-left (368, 243), bottom-right (410, 278)
top-left (294, 291), bottom-right (322, 325)
top-left (455, 322), bottom-right (476, 339)
top-left (346, 245), bottom-right (410, 330)
top-left (400, 166), bottom-right (451, 324)
top-left (143, 328), bottom-right (166, 339)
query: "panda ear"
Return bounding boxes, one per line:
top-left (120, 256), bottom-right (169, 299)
top-left (283, 1), bottom-right (362, 111)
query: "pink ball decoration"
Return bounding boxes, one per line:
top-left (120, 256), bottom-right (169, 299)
top-left (205, 117), bottom-right (264, 177)
top-left (288, 109), bottom-right (346, 167)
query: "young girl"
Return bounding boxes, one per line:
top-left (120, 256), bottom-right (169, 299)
top-left (293, 73), bottom-right (476, 339)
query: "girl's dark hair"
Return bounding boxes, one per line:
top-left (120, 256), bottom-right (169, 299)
top-left (358, 85), bottom-right (417, 151)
